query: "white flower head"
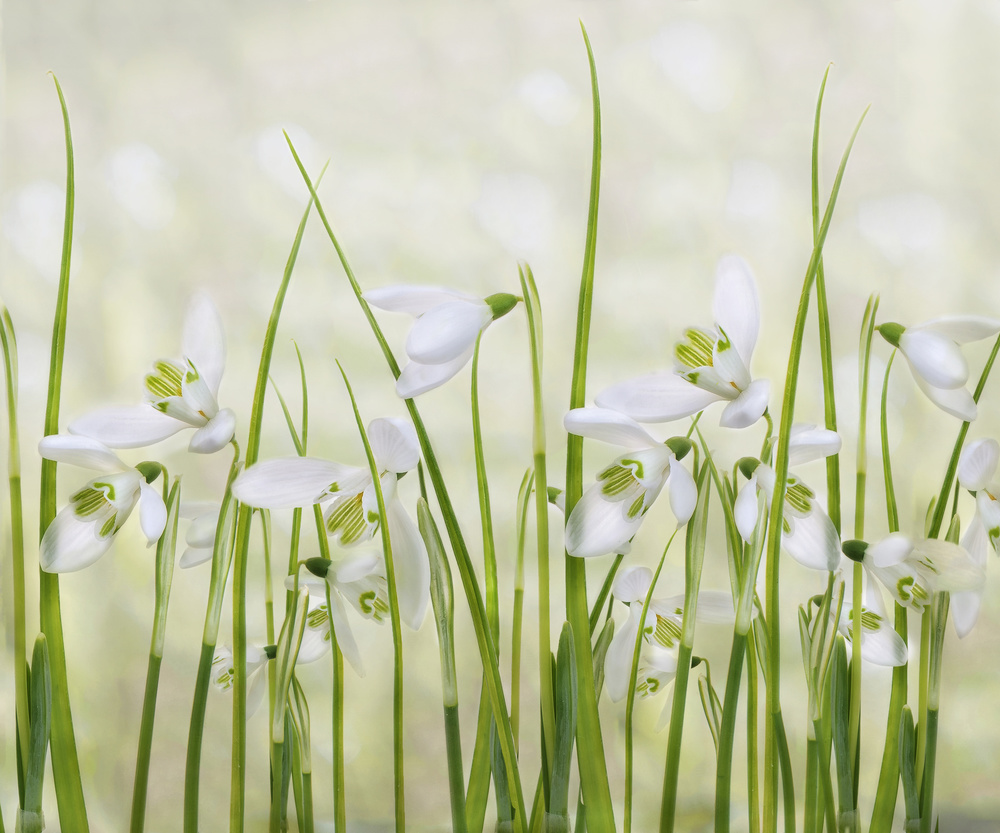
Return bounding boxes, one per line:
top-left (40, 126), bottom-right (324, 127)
top-left (596, 256), bottom-right (770, 429)
top-left (878, 316), bottom-right (1000, 421)
top-left (837, 579), bottom-right (907, 667)
top-left (69, 293), bottom-right (236, 454)
top-left (233, 417), bottom-right (429, 630)
top-left (562, 408), bottom-right (697, 558)
top-left (178, 501), bottom-right (220, 568)
top-left (287, 552), bottom-right (390, 677)
top-left (212, 644), bottom-right (270, 719)
top-left (364, 285), bottom-right (519, 398)
top-left (38, 435), bottom-right (167, 573)
top-left (856, 532), bottom-right (985, 614)
top-left (734, 425), bottom-right (842, 573)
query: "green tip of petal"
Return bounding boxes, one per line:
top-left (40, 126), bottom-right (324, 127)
top-left (485, 292), bottom-right (519, 320)
top-left (877, 322), bottom-right (904, 348)
top-left (842, 538), bottom-right (868, 563)
top-left (737, 457), bottom-right (760, 480)
top-left (304, 556), bottom-right (331, 579)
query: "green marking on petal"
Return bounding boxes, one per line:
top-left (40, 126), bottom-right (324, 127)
top-left (653, 615), bottom-right (682, 648)
top-left (598, 463), bottom-right (634, 497)
top-left (326, 493), bottom-right (373, 545)
top-left (98, 516), bottom-right (117, 538)
top-left (786, 479), bottom-right (814, 515)
top-left (145, 359), bottom-right (185, 400)
top-left (850, 608), bottom-right (882, 631)
top-left (71, 485), bottom-right (107, 517)
top-left (626, 493), bottom-right (645, 519)
top-left (674, 328), bottom-right (715, 370)
top-left (638, 676), bottom-right (659, 697)
top-left (307, 604), bottom-right (329, 631)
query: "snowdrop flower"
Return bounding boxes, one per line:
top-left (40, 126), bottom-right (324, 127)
top-left (232, 417), bottom-right (429, 629)
top-left (877, 316), bottom-right (1000, 421)
top-left (596, 256), bottom-right (770, 429)
top-left (844, 533), bottom-right (985, 614)
top-left (212, 644), bottom-right (270, 719)
top-left (38, 435), bottom-right (166, 573)
top-left (288, 553), bottom-right (390, 676)
top-left (69, 293), bottom-right (236, 454)
top-left (178, 501), bottom-right (220, 568)
top-left (364, 285), bottom-right (519, 398)
top-left (563, 407), bottom-right (697, 558)
top-left (604, 565), bottom-right (733, 702)
top-left (953, 438), bottom-right (1000, 635)
top-left (733, 425), bottom-right (842, 572)
top-left (836, 580), bottom-right (907, 667)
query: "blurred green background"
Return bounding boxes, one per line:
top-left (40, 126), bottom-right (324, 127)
top-left (3, 1), bottom-right (1000, 830)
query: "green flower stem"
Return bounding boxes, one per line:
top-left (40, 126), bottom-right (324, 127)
top-left (625, 535), bottom-right (676, 833)
top-left (0, 305), bottom-right (29, 788)
top-left (763, 104), bottom-right (867, 833)
top-left (38, 73), bottom-right (89, 833)
top-left (262, 509), bottom-right (277, 722)
top-left (659, 464), bottom-right (710, 832)
top-left (746, 629), bottom-right (760, 833)
top-left (183, 450), bottom-right (240, 833)
top-left (519, 262), bottom-right (556, 775)
top-left (230, 167), bottom-right (320, 832)
top-left (511, 469), bottom-right (534, 748)
top-left (339, 364), bottom-right (407, 832)
top-left (716, 633), bottom-right (748, 833)
top-left (19, 636), bottom-right (51, 833)
top-left (420, 497), bottom-right (469, 833)
top-left (560, 25), bottom-right (617, 832)
top-left (286, 140), bottom-right (526, 832)
top-left (870, 353), bottom-right (907, 833)
top-left (589, 555), bottom-right (624, 636)
top-left (130, 478), bottom-right (181, 833)
top-left (919, 593), bottom-right (949, 833)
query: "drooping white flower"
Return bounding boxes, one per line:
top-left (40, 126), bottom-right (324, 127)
top-left (38, 435), bottom-right (167, 573)
top-left (364, 285), bottom-right (519, 398)
top-left (563, 408), bottom-right (697, 558)
top-left (858, 532), bottom-right (985, 614)
top-left (733, 425), bottom-right (842, 572)
top-left (603, 565), bottom-right (733, 702)
top-left (69, 293), bottom-right (236, 454)
top-left (952, 437), bottom-right (1000, 636)
top-left (232, 417), bottom-right (429, 629)
top-left (596, 256), bottom-right (770, 429)
top-left (878, 316), bottom-right (1000, 421)
top-left (286, 553), bottom-right (390, 676)
top-left (178, 501), bottom-right (220, 568)
top-left (212, 644), bottom-right (270, 719)
top-left (837, 579), bottom-right (908, 667)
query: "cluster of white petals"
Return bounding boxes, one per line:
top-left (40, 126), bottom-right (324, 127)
top-left (836, 580), bottom-right (907, 667)
top-left (597, 256), bottom-right (770, 430)
top-left (232, 417), bottom-right (429, 632)
top-left (364, 286), bottom-right (517, 398)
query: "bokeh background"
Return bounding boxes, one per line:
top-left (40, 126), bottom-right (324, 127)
top-left (3, 1), bottom-right (1000, 830)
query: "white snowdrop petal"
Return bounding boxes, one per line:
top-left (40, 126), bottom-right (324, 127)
top-left (139, 482), bottom-right (168, 546)
top-left (364, 285), bottom-right (478, 316)
top-left (333, 551), bottom-right (383, 585)
top-left (39, 508), bottom-right (113, 573)
top-left (782, 504), bottom-right (840, 572)
top-left (595, 371), bottom-right (723, 423)
top-left (563, 407), bottom-right (659, 449)
top-left (667, 460), bottom-right (698, 526)
top-left (186, 513), bottom-right (219, 548)
top-left (405, 300), bottom-right (492, 364)
top-left (712, 336), bottom-right (751, 392)
top-left (959, 438), bottom-right (1000, 492)
top-left (954, 515), bottom-right (988, 638)
top-left (912, 373), bottom-right (977, 421)
top-left (188, 408), bottom-right (236, 454)
top-left (564, 484), bottom-right (643, 558)
top-left (913, 539), bottom-right (985, 593)
top-left (179, 546), bottom-right (213, 569)
top-left (385, 496), bottom-right (430, 630)
top-left (604, 607), bottom-right (641, 703)
top-left (38, 434), bottom-right (128, 472)
top-left (788, 424), bottom-right (842, 465)
top-left (69, 406), bottom-right (184, 450)
top-left (719, 378), bottom-right (770, 429)
top-left (395, 347), bottom-right (475, 398)
top-left (328, 590), bottom-right (365, 677)
top-left (734, 479), bottom-right (762, 542)
top-left (712, 255), bottom-right (760, 367)
top-left (901, 329), bottom-right (968, 390)
top-left (612, 565), bottom-right (653, 603)
top-left (919, 315), bottom-right (1000, 345)
top-left (182, 293), bottom-right (227, 395)
top-left (369, 417), bottom-right (420, 473)
top-left (868, 532), bottom-right (914, 568)
top-left (232, 457), bottom-right (367, 509)
top-left (296, 619), bottom-right (333, 665)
